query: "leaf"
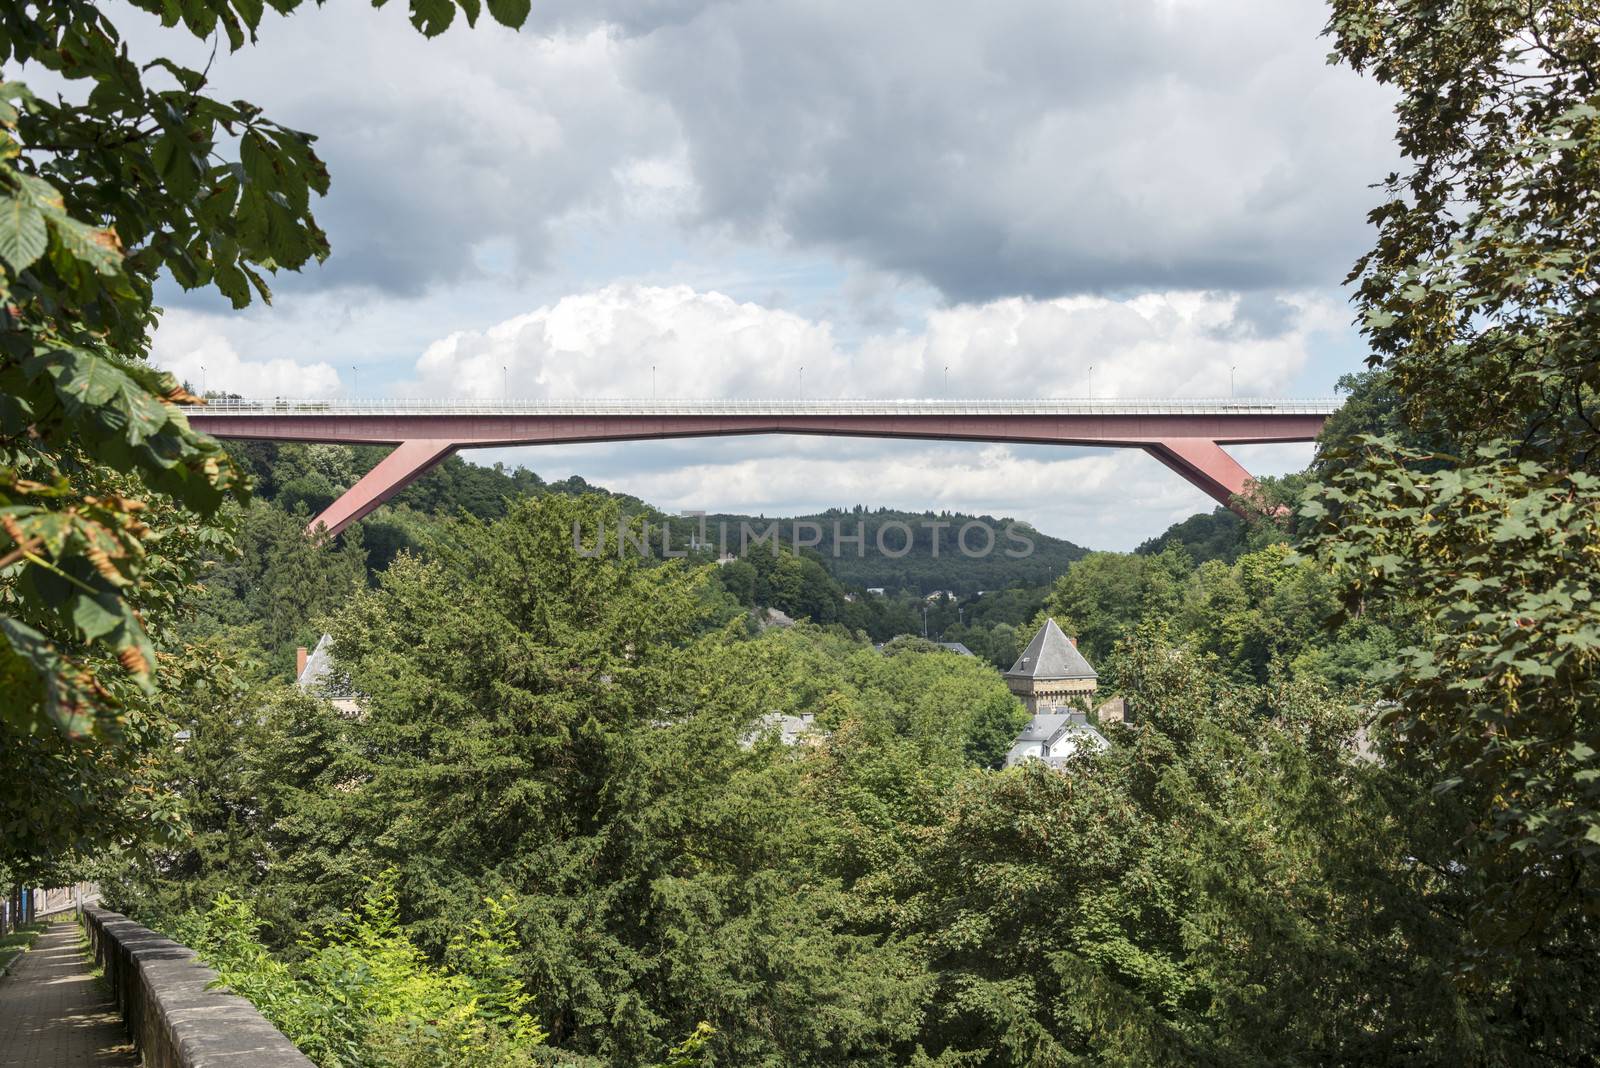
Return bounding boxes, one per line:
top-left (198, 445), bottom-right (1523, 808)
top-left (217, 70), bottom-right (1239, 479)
top-left (44, 346), bottom-right (131, 409)
top-left (485, 0), bottom-right (529, 27)
top-left (46, 212), bottom-right (124, 275)
top-left (409, 0), bottom-right (456, 36)
top-left (71, 591), bottom-right (125, 641)
top-left (0, 189), bottom-right (48, 270)
top-left (240, 130), bottom-right (277, 188)
top-left (0, 613), bottom-right (52, 729)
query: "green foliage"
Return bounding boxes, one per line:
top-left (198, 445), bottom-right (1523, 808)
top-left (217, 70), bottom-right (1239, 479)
top-left (901, 630), bottom-right (1598, 1064)
top-left (1305, 441), bottom-right (1600, 952)
top-left (175, 876), bottom-right (547, 1068)
top-left (97, 662), bottom-right (282, 925)
top-left (116, 480), bottom-right (1600, 1062)
top-left (1135, 506), bottom-right (1246, 564)
top-left (0, 143), bottom-right (244, 735)
top-left (1029, 536), bottom-right (1398, 691)
top-left (1318, 0), bottom-right (1600, 983)
top-left (1324, 2), bottom-right (1599, 464)
top-left (255, 495), bottom-right (931, 1064)
top-left (0, 0), bottom-right (536, 876)
top-left (645, 1023), bottom-right (716, 1068)
top-left (1040, 547), bottom-right (1188, 666)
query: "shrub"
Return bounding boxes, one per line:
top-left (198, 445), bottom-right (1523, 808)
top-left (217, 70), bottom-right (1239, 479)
top-left (178, 873), bottom-right (545, 1068)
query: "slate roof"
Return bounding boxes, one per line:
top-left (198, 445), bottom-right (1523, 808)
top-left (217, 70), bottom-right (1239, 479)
top-left (937, 642), bottom-right (975, 657)
top-left (294, 633), bottom-right (365, 716)
top-left (296, 633), bottom-right (335, 692)
top-left (1005, 618), bottom-right (1096, 680)
top-left (1013, 712), bottom-right (1077, 744)
top-left (1005, 706), bottom-right (1110, 767)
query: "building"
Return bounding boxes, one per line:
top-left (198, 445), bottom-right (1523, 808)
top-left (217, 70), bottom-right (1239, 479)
top-left (1003, 707), bottom-right (1109, 769)
top-left (740, 711), bottom-right (822, 748)
top-left (1003, 617), bottom-right (1097, 714)
top-left (295, 633), bottom-right (363, 716)
top-left (937, 641), bottom-right (975, 657)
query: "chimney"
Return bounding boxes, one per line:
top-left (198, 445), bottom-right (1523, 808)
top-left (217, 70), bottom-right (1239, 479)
top-left (296, 646), bottom-right (308, 678)
top-left (1068, 636), bottom-right (1077, 647)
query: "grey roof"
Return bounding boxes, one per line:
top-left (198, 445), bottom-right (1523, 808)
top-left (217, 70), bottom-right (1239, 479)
top-left (1013, 712), bottom-right (1076, 743)
top-left (937, 642), bottom-right (975, 657)
top-left (297, 633), bottom-right (335, 692)
top-left (1005, 618), bottom-right (1096, 680)
top-left (1005, 707), bottom-right (1110, 768)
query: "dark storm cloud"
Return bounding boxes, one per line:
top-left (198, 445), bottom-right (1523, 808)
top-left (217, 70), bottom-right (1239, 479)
top-left (120, 0), bottom-right (1394, 304)
top-left (109, 1), bottom-right (682, 303)
top-left (618, 0), bottom-right (1397, 301)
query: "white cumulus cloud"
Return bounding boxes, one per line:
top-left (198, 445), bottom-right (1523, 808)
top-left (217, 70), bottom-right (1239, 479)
top-left (408, 283), bottom-right (1336, 401)
top-left (151, 313), bottom-right (343, 398)
top-left (410, 283), bottom-right (846, 399)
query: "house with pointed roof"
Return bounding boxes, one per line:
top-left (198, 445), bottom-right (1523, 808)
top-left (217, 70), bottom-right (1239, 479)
top-left (1003, 617), bottom-right (1097, 714)
top-left (1003, 707), bottom-right (1109, 769)
top-left (295, 633), bottom-right (363, 716)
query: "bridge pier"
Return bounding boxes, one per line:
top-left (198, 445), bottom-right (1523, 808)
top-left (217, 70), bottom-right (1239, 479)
top-left (309, 439), bottom-right (457, 538)
top-left (1142, 438), bottom-right (1259, 506)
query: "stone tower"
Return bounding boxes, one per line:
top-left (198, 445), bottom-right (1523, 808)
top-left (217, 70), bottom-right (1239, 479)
top-left (1004, 617), bottom-right (1097, 714)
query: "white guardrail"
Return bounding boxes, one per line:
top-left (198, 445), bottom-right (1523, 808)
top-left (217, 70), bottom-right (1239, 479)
top-left (181, 398), bottom-right (1342, 417)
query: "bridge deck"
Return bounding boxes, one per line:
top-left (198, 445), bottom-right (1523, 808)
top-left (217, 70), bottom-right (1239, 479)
top-left (182, 397), bottom-right (1338, 536)
top-left (184, 397), bottom-right (1339, 417)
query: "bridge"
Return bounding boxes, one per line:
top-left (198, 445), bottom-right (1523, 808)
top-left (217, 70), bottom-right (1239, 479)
top-left (183, 398), bottom-right (1339, 537)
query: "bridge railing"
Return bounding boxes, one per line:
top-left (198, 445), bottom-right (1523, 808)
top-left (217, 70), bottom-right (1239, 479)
top-left (181, 397), bottom-right (1342, 417)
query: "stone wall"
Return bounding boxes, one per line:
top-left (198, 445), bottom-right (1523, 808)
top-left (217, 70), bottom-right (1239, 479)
top-left (82, 906), bottom-right (312, 1068)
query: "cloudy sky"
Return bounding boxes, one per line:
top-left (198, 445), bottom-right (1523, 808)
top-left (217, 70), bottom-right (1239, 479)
top-left (111, 0), bottom-right (1394, 549)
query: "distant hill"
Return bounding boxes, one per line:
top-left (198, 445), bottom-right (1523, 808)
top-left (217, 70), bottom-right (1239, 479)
top-left (226, 442), bottom-right (1089, 597)
top-left (1135, 506), bottom-right (1247, 565)
top-left (695, 507), bottom-right (1086, 595)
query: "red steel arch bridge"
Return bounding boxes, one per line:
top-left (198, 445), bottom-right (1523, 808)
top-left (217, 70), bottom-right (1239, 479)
top-left (182, 398), bottom-right (1339, 537)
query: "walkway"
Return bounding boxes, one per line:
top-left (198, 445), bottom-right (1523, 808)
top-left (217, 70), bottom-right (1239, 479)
top-left (0, 921), bottom-right (135, 1067)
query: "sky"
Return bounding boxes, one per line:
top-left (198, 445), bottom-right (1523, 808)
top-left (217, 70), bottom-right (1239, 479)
top-left (101, 0), bottom-right (1395, 549)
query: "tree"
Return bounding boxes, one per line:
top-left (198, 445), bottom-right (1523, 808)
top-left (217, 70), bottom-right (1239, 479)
top-left (0, 0), bottom-right (536, 871)
top-left (1041, 548), bottom-right (1189, 666)
top-left (900, 630), bottom-right (1597, 1065)
top-left (288, 496), bottom-right (926, 1064)
top-left (1306, 448), bottom-right (1600, 967)
top-left (99, 658), bottom-right (277, 925)
top-left (1135, 506), bottom-right (1246, 565)
top-left (1317, 0), bottom-right (1600, 960)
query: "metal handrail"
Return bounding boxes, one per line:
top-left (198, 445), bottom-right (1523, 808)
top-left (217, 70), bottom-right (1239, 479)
top-left (181, 397), bottom-right (1342, 417)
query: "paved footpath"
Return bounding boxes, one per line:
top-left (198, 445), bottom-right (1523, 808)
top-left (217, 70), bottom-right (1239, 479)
top-left (0, 921), bottom-right (136, 1067)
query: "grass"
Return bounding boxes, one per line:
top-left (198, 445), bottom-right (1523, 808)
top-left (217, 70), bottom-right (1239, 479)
top-left (0, 921), bottom-right (49, 975)
top-left (74, 920), bottom-right (113, 997)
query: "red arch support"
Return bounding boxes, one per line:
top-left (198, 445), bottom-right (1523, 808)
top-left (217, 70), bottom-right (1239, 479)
top-left (1143, 438), bottom-right (1259, 505)
top-left (307, 439), bottom-right (457, 537)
